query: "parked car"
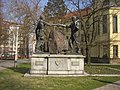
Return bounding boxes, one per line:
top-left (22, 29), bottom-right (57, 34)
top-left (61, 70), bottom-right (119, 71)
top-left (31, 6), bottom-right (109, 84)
top-left (0, 51), bottom-right (15, 60)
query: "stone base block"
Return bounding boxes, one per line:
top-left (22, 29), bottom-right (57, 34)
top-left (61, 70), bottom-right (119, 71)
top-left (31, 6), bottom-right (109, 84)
top-left (30, 54), bottom-right (85, 75)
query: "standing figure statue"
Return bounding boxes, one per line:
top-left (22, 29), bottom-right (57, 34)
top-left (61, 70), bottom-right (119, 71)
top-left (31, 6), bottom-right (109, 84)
top-left (35, 15), bottom-right (51, 53)
top-left (58, 16), bottom-right (81, 54)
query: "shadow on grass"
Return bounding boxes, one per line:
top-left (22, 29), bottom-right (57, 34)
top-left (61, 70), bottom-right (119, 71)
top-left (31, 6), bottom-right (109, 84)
top-left (93, 78), bottom-right (120, 86)
top-left (93, 78), bottom-right (113, 84)
top-left (8, 63), bottom-right (30, 74)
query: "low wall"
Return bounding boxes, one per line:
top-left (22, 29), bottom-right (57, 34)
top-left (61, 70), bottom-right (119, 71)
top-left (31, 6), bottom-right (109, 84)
top-left (85, 57), bottom-right (120, 64)
top-left (110, 58), bottom-right (120, 64)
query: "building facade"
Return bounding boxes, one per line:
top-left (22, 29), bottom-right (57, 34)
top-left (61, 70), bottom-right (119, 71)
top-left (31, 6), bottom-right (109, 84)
top-left (0, 20), bottom-right (20, 58)
top-left (90, 7), bottom-right (120, 64)
top-left (0, 19), bottom-right (37, 59)
top-left (64, 0), bottom-right (120, 64)
top-left (87, 1), bottom-right (120, 64)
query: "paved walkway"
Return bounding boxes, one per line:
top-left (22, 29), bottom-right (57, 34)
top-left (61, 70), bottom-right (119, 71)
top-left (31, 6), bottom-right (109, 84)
top-left (93, 80), bottom-right (120, 90)
top-left (0, 60), bottom-right (14, 70)
top-left (0, 59), bottom-right (30, 70)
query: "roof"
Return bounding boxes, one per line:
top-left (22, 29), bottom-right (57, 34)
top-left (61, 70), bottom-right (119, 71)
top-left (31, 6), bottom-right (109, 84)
top-left (64, 8), bottom-right (90, 19)
top-left (2, 20), bottom-right (22, 27)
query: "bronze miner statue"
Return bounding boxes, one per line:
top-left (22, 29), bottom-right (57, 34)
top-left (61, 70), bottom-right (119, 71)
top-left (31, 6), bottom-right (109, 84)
top-left (35, 15), bottom-right (51, 53)
top-left (57, 16), bottom-right (81, 54)
top-left (35, 15), bottom-right (81, 54)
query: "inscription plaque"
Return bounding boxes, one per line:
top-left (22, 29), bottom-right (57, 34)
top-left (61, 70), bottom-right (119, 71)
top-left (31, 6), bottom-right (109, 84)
top-left (35, 61), bottom-right (44, 66)
top-left (71, 61), bottom-right (79, 66)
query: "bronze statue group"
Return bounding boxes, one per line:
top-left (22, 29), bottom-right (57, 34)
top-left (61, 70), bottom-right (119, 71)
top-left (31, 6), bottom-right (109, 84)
top-left (35, 15), bottom-right (81, 54)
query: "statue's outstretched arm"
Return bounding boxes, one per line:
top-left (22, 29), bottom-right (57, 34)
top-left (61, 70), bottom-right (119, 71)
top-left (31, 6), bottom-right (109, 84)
top-left (57, 24), bottom-right (71, 28)
top-left (43, 20), bottom-right (70, 28)
top-left (43, 21), bottom-right (52, 26)
top-left (43, 21), bottom-right (61, 27)
top-left (51, 24), bottom-right (69, 28)
top-left (58, 24), bottom-right (66, 27)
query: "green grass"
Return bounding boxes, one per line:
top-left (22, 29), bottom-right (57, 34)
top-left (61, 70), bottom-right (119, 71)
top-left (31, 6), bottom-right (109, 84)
top-left (85, 65), bottom-right (120, 74)
top-left (0, 63), bottom-right (120, 90)
top-left (107, 65), bottom-right (120, 70)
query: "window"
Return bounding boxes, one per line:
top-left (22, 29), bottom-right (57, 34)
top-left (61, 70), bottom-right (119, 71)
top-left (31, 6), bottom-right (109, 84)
top-left (103, 15), bottom-right (107, 34)
top-left (98, 45), bottom-right (100, 58)
top-left (103, 45), bottom-right (108, 58)
top-left (113, 15), bottom-right (118, 33)
top-left (103, 0), bottom-right (109, 6)
top-left (96, 19), bottom-right (100, 35)
top-left (113, 45), bottom-right (118, 58)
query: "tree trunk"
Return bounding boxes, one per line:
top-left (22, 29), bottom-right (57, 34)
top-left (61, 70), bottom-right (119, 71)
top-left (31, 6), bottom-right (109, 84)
top-left (86, 45), bottom-right (91, 66)
top-left (26, 34), bottom-right (29, 59)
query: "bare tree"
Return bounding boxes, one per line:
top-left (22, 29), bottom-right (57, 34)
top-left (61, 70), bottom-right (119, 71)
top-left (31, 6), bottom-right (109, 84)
top-left (0, 0), bottom-right (3, 46)
top-left (0, 0), bottom-right (9, 53)
top-left (64, 0), bottom-right (120, 65)
top-left (7, 0), bottom-right (42, 57)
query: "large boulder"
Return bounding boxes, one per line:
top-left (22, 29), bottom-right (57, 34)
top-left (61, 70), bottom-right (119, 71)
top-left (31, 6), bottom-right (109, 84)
top-left (48, 29), bottom-right (68, 54)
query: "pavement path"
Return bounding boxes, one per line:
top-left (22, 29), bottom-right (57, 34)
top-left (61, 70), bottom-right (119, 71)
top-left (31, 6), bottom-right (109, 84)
top-left (0, 59), bottom-right (30, 71)
top-left (0, 60), bottom-right (14, 70)
top-left (93, 80), bottom-right (120, 90)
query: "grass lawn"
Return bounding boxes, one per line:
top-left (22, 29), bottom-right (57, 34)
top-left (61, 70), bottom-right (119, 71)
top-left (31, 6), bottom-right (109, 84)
top-left (85, 64), bottom-right (120, 74)
top-left (0, 63), bottom-right (120, 90)
top-left (107, 65), bottom-right (120, 70)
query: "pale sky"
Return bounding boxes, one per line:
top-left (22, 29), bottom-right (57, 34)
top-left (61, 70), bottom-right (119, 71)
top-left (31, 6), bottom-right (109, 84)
top-left (40, 0), bottom-right (48, 9)
top-left (2, 0), bottom-right (49, 19)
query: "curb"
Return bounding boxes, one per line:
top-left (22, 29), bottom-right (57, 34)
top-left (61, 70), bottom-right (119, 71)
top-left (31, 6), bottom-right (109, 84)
top-left (24, 72), bottom-right (120, 77)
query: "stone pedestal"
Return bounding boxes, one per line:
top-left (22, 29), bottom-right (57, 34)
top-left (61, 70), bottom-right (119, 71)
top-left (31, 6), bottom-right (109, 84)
top-left (30, 54), bottom-right (85, 75)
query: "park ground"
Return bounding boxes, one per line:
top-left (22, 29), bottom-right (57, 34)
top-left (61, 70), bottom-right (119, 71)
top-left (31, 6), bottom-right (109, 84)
top-left (0, 59), bottom-right (120, 90)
